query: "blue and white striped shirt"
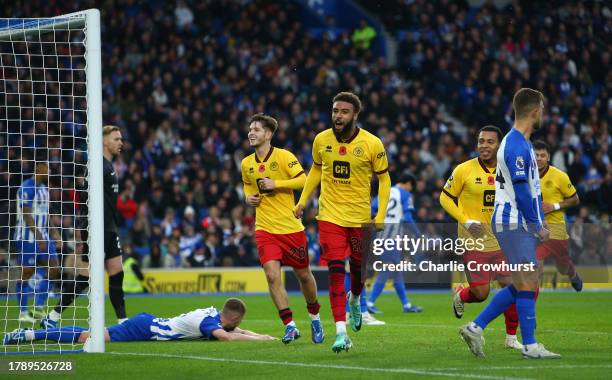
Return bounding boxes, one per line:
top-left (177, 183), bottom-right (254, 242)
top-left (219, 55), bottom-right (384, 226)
top-left (14, 178), bottom-right (49, 242)
top-left (372, 185), bottom-right (420, 239)
top-left (149, 306), bottom-right (223, 340)
top-left (492, 128), bottom-right (544, 233)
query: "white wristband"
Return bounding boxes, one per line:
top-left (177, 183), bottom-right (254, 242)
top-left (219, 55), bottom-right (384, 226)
top-left (553, 203), bottom-right (560, 211)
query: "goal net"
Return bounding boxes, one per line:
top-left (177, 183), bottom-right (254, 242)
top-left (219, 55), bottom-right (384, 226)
top-left (0, 9), bottom-right (104, 354)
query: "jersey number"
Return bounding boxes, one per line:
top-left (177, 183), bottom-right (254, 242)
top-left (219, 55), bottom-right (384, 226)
top-left (386, 198), bottom-right (398, 219)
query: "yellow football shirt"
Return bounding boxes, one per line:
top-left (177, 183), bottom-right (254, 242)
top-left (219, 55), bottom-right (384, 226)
top-left (539, 165), bottom-right (576, 240)
top-left (443, 157), bottom-right (500, 252)
top-left (241, 147), bottom-right (305, 234)
top-left (312, 128), bottom-right (388, 227)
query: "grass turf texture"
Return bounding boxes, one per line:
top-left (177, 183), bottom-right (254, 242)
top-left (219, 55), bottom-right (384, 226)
top-left (1, 292), bottom-right (611, 379)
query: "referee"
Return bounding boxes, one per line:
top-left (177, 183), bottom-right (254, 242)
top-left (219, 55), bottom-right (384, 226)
top-left (42, 125), bottom-right (128, 327)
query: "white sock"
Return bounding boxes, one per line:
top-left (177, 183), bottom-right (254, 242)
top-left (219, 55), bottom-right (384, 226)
top-left (362, 312), bottom-right (370, 317)
top-left (335, 321), bottom-right (347, 334)
top-left (525, 343), bottom-right (538, 351)
top-left (286, 320), bottom-right (296, 327)
top-left (49, 310), bottom-right (61, 322)
top-left (309, 313), bottom-right (320, 321)
top-left (118, 318), bottom-right (128, 324)
top-left (349, 292), bottom-right (359, 305)
top-left (469, 322), bottom-right (483, 333)
top-left (506, 334), bottom-right (517, 340)
top-left (366, 301), bottom-right (374, 307)
top-left (24, 330), bottom-right (35, 341)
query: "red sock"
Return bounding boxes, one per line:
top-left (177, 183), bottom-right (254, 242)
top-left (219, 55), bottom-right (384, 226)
top-left (459, 287), bottom-right (477, 303)
top-left (307, 301), bottom-right (320, 315)
top-left (279, 308), bottom-right (293, 325)
top-left (504, 304), bottom-right (519, 335)
top-left (328, 260), bottom-right (346, 322)
top-left (349, 258), bottom-right (363, 296)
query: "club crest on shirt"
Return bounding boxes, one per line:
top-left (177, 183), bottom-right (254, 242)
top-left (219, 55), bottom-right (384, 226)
top-left (353, 146), bottom-right (364, 157)
top-left (270, 162), bottom-right (279, 171)
top-left (515, 156), bottom-right (525, 170)
top-left (339, 146), bottom-right (347, 156)
top-left (258, 164), bottom-right (266, 173)
top-left (487, 176), bottom-right (495, 185)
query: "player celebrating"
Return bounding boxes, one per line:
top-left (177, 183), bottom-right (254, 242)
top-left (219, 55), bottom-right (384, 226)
top-left (533, 140), bottom-right (582, 290)
top-left (440, 126), bottom-right (522, 350)
top-left (14, 161), bottom-right (59, 323)
top-left (460, 88), bottom-right (560, 359)
top-left (42, 125), bottom-right (127, 327)
top-left (368, 173), bottom-right (423, 314)
top-left (5, 298), bottom-right (275, 344)
top-left (241, 113), bottom-right (323, 344)
top-left (294, 91), bottom-right (391, 353)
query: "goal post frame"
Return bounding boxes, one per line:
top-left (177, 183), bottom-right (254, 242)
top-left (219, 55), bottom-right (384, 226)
top-left (82, 8), bottom-right (105, 354)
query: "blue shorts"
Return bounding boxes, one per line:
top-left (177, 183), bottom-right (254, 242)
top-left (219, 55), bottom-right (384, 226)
top-left (379, 250), bottom-right (401, 264)
top-left (17, 240), bottom-right (58, 266)
top-left (108, 312), bottom-right (156, 342)
top-left (494, 229), bottom-right (538, 266)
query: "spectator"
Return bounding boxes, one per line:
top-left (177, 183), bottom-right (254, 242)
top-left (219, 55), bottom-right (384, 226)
top-left (352, 19), bottom-right (377, 51)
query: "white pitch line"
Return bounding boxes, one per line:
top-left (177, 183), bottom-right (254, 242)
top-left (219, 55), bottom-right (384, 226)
top-left (443, 364), bottom-right (612, 371)
top-left (245, 320), bottom-right (612, 336)
top-left (108, 351), bottom-right (533, 380)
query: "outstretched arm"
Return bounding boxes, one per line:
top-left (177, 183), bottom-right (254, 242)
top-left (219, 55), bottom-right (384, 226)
top-left (212, 328), bottom-right (275, 341)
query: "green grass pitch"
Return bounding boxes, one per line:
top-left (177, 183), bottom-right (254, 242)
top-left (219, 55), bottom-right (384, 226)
top-left (2, 291), bottom-right (612, 379)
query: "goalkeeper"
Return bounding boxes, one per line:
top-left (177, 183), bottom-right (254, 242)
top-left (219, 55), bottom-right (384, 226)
top-left (42, 125), bottom-right (127, 328)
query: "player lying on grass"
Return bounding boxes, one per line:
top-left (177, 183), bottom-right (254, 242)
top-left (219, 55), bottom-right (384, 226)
top-left (4, 298), bottom-right (275, 345)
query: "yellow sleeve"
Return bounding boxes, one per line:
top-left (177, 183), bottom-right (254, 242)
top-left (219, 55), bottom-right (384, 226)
top-left (558, 171), bottom-right (577, 198)
top-left (282, 150), bottom-right (305, 178)
top-left (374, 171), bottom-right (391, 224)
top-left (311, 134), bottom-right (322, 165)
top-left (440, 166), bottom-right (469, 224)
top-left (371, 137), bottom-right (388, 174)
top-left (439, 190), bottom-right (469, 225)
top-left (241, 159), bottom-right (259, 199)
top-left (297, 165), bottom-right (321, 207)
top-left (275, 175), bottom-right (306, 190)
top-left (443, 166), bottom-right (464, 198)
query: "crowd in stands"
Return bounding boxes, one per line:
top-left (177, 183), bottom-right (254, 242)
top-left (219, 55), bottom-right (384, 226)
top-left (2, 0), bottom-right (610, 269)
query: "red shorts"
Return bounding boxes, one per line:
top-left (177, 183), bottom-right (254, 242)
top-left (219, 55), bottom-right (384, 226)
top-left (255, 230), bottom-right (308, 269)
top-left (318, 220), bottom-right (364, 266)
top-left (463, 250), bottom-right (511, 287)
top-left (536, 239), bottom-right (569, 261)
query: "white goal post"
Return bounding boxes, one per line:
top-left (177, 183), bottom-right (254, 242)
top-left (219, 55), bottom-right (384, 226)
top-left (0, 9), bottom-right (104, 353)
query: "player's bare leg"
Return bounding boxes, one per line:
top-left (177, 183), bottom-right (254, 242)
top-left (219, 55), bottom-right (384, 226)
top-left (293, 267), bottom-right (324, 343)
top-left (263, 261), bottom-right (300, 343)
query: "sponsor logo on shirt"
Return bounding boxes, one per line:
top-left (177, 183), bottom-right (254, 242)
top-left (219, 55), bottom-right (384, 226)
top-left (332, 161), bottom-right (350, 179)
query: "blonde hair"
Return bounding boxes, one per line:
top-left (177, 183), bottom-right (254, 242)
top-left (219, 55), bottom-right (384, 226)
top-left (103, 125), bottom-right (120, 136)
